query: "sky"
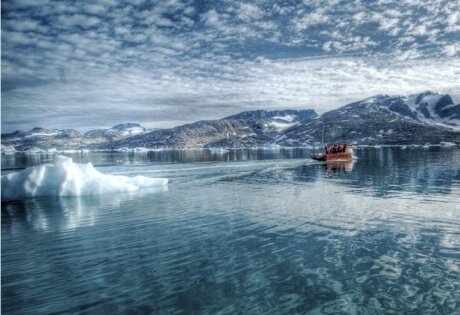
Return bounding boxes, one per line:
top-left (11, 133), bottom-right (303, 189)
top-left (2, 0), bottom-right (460, 132)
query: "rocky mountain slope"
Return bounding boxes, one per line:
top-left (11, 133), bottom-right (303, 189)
top-left (1, 123), bottom-right (150, 151)
top-left (2, 92), bottom-right (459, 152)
top-left (115, 109), bottom-right (318, 149)
top-left (276, 92), bottom-right (460, 146)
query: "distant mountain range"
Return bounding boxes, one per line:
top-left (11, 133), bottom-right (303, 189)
top-left (2, 91), bottom-right (459, 152)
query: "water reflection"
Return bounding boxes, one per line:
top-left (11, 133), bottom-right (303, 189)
top-left (324, 160), bottom-right (355, 174)
top-left (2, 187), bottom-right (168, 234)
top-left (1, 148), bottom-right (312, 170)
top-left (290, 148), bottom-right (459, 198)
top-left (2, 176), bottom-right (458, 314)
top-left (2, 148), bottom-right (459, 314)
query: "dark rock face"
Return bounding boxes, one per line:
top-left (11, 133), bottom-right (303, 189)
top-left (115, 110), bottom-right (318, 149)
top-left (2, 92), bottom-right (459, 151)
top-left (386, 99), bottom-right (418, 119)
top-left (116, 119), bottom-right (276, 149)
top-left (276, 93), bottom-right (460, 146)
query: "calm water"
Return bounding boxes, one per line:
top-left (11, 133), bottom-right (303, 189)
top-left (2, 148), bottom-right (460, 314)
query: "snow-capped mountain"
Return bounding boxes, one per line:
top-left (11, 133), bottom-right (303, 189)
top-left (1, 123), bottom-right (149, 151)
top-left (224, 109), bottom-right (317, 134)
top-left (360, 92), bottom-right (460, 126)
top-left (276, 92), bottom-right (460, 147)
top-left (115, 110), bottom-right (318, 149)
top-left (2, 92), bottom-right (459, 152)
top-left (224, 109), bottom-right (317, 122)
top-left (85, 123), bottom-right (146, 137)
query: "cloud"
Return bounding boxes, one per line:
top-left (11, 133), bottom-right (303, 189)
top-left (294, 9), bottom-right (329, 31)
top-left (201, 9), bottom-right (222, 27)
top-left (237, 3), bottom-right (263, 22)
top-left (444, 44), bottom-right (459, 57)
top-left (2, 0), bottom-right (459, 132)
top-left (3, 54), bottom-right (459, 132)
top-left (56, 14), bottom-right (101, 28)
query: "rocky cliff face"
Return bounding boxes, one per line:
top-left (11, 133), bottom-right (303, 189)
top-left (115, 110), bottom-right (317, 149)
top-left (276, 93), bottom-right (460, 146)
top-left (2, 92), bottom-right (459, 152)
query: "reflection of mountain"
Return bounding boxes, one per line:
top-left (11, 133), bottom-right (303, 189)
top-left (2, 92), bottom-right (459, 151)
top-left (291, 148), bottom-right (460, 197)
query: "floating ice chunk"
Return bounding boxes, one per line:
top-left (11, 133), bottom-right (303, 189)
top-left (114, 147), bottom-right (151, 153)
top-left (262, 144), bottom-right (281, 150)
top-left (207, 148), bottom-right (230, 154)
top-left (1, 155), bottom-right (168, 201)
top-left (440, 141), bottom-right (456, 147)
top-left (25, 147), bottom-right (47, 155)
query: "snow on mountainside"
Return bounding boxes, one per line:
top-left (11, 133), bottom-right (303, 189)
top-left (224, 109), bottom-right (317, 136)
top-left (358, 92), bottom-right (460, 128)
top-left (2, 123), bottom-right (149, 152)
top-left (404, 92), bottom-right (460, 126)
top-left (2, 92), bottom-right (459, 152)
top-left (115, 110), bottom-right (319, 149)
top-left (224, 109), bottom-right (317, 122)
top-left (276, 92), bottom-right (460, 147)
top-left (85, 123), bottom-right (146, 137)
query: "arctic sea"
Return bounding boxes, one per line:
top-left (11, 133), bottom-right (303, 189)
top-left (2, 147), bottom-right (459, 314)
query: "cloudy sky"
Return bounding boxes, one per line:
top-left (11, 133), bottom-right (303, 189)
top-left (2, 0), bottom-right (459, 132)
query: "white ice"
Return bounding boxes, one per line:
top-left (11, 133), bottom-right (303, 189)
top-left (1, 155), bottom-right (168, 201)
top-left (268, 121), bottom-right (297, 131)
top-left (1, 145), bottom-right (17, 155)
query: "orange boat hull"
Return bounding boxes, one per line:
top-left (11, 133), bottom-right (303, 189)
top-left (311, 152), bottom-right (353, 161)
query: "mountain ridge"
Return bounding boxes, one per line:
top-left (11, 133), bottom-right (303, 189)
top-left (2, 91), bottom-right (459, 152)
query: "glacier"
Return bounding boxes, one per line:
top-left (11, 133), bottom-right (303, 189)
top-left (1, 155), bottom-right (168, 201)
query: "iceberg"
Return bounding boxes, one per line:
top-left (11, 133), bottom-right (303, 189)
top-left (440, 141), bottom-right (456, 147)
top-left (25, 147), bottom-right (47, 155)
top-left (207, 148), bottom-right (230, 154)
top-left (1, 155), bottom-right (168, 201)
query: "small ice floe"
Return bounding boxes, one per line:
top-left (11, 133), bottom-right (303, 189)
top-left (440, 141), bottom-right (456, 147)
top-left (59, 149), bottom-right (90, 154)
top-left (262, 144), bottom-right (281, 151)
top-left (207, 148), bottom-right (230, 154)
top-left (25, 147), bottom-right (47, 155)
top-left (114, 147), bottom-right (151, 153)
top-left (1, 155), bottom-right (168, 201)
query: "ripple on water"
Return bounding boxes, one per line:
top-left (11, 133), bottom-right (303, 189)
top-left (2, 149), bottom-right (460, 314)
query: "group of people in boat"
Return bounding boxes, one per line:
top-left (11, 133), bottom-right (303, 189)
top-left (324, 143), bottom-right (348, 154)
